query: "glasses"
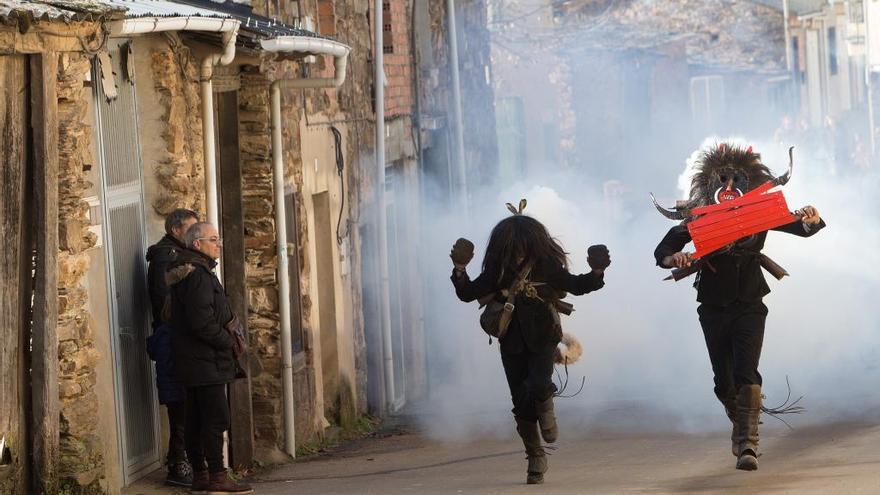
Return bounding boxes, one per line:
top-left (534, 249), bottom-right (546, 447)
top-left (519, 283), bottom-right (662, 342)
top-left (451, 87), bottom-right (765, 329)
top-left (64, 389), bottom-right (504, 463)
top-left (197, 236), bottom-right (223, 245)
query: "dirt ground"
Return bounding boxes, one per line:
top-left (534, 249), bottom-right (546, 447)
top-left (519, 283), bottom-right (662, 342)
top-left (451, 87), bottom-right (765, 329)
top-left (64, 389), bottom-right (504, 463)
top-left (125, 418), bottom-right (880, 494)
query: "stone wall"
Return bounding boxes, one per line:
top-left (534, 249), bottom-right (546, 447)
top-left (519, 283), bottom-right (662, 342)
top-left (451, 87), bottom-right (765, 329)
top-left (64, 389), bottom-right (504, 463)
top-left (56, 52), bottom-right (105, 493)
top-left (150, 36), bottom-right (206, 215)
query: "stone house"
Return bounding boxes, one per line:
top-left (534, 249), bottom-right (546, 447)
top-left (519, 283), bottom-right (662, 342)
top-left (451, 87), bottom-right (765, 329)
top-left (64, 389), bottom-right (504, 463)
top-left (491, 0), bottom-right (793, 188)
top-left (1, 0), bottom-right (499, 492)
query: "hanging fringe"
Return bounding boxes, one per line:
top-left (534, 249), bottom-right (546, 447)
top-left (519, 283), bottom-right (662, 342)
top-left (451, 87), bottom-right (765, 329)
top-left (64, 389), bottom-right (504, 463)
top-left (552, 358), bottom-right (586, 399)
top-left (761, 375), bottom-right (805, 430)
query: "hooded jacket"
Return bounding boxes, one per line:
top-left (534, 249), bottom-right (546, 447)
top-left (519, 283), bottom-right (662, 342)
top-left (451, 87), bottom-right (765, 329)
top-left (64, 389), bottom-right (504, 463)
top-left (167, 248), bottom-right (237, 387)
top-left (146, 234), bottom-right (185, 324)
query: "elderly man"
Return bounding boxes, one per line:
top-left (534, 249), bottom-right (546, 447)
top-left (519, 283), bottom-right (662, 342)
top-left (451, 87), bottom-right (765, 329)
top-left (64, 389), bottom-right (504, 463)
top-left (146, 208), bottom-right (198, 487)
top-left (167, 222), bottom-right (252, 494)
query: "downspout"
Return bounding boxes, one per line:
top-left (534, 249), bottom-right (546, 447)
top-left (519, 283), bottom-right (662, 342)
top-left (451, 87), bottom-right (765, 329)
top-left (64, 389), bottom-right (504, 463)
top-left (446, 0), bottom-right (468, 211)
top-left (375, 0), bottom-right (396, 414)
top-left (265, 39), bottom-right (350, 456)
top-left (864, 0), bottom-right (876, 154)
top-left (201, 27), bottom-right (240, 242)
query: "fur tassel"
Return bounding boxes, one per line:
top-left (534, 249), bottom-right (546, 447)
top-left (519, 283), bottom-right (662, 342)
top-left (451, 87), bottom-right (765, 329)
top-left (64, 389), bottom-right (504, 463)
top-left (554, 332), bottom-right (583, 365)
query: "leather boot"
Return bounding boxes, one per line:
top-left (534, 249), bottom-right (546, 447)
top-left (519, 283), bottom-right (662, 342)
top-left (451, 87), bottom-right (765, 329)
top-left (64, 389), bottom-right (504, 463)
top-left (206, 469), bottom-right (253, 494)
top-left (734, 384), bottom-right (761, 471)
top-left (535, 396), bottom-right (559, 443)
top-left (515, 417), bottom-right (547, 484)
top-left (190, 469), bottom-right (209, 494)
top-left (716, 392), bottom-right (739, 457)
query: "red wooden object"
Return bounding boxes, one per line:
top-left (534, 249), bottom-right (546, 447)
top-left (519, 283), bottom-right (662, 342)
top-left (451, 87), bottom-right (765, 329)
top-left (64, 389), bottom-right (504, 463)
top-left (687, 181), bottom-right (796, 259)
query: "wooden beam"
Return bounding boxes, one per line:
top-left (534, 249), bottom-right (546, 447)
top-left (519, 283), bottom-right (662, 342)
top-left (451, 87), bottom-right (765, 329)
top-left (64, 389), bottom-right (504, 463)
top-left (0, 53), bottom-right (29, 495)
top-left (29, 52), bottom-right (59, 495)
top-left (217, 89), bottom-right (255, 468)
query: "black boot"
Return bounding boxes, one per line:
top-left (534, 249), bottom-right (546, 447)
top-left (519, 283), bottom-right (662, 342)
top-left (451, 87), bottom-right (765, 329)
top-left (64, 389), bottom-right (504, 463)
top-left (734, 384), bottom-right (761, 471)
top-left (716, 392), bottom-right (739, 457)
top-left (535, 396), bottom-right (559, 443)
top-left (515, 417), bottom-right (547, 484)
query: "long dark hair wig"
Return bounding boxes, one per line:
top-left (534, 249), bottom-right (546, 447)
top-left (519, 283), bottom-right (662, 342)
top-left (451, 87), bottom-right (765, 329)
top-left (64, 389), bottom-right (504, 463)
top-left (482, 215), bottom-right (568, 283)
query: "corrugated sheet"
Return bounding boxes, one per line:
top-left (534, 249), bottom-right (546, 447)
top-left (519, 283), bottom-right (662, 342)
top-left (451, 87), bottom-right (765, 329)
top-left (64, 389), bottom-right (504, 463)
top-left (748, 0), bottom-right (826, 15)
top-left (101, 0), bottom-right (230, 19)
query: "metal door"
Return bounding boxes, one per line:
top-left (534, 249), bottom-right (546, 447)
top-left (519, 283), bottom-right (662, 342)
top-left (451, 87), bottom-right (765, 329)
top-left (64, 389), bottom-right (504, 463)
top-left (93, 41), bottom-right (161, 484)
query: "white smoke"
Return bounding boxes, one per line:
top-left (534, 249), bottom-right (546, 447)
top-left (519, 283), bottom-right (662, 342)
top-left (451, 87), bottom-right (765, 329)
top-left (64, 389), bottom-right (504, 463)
top-left (417, 135), bottom-right (880, 441)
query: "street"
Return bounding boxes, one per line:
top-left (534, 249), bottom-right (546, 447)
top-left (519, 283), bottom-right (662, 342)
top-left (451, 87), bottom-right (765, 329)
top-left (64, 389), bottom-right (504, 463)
top-left (239, 418), bottom-right (880, 494)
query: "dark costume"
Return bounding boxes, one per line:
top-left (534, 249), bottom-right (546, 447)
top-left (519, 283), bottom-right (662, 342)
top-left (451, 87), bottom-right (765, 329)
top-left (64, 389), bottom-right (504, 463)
top-left (145, 234), bottom-right (189, 484)
top-left (653, 144), bottom-right (825, 470)
top-left (167, 248), bottom-right (237, 475)
top-left (451, 259), bottom-right (604, 421)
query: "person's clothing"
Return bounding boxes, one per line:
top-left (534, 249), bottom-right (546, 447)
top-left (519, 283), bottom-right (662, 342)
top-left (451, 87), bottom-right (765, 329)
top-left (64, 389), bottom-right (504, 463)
top-left (184, 384), bottom-right (230, 473)
top-left (451, 257), bottom-right (604, 354)
top-left (653, 218), bottom-right (826, 305)
top-left (168, 248), bottom-right (236, 388)
top-left (500, 345), bottom-right (557, 422)
top-left (146, 322), bottom-right (185, 404)
top-left (166, 400), bottom-right (187, 464)
top-left (698, 300), bottom-right (768, 399)
top-left (147, 234), bottom-right (186, 323)
top-left (452, 257), bottom-right (604, 436)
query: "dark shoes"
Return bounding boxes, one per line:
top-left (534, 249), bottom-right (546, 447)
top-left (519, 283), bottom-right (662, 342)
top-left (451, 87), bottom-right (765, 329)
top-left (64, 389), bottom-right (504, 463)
top-left (190, 469), bottom-right (209, 494)
top-left (165, 460), bottom-right (193, 487)
top-left (202, 469), bottom-right (254, 494)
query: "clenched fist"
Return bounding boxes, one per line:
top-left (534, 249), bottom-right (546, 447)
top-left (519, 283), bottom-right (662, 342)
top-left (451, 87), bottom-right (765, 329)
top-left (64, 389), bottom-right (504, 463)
top-left (795, 205), bottom-right (821, 226)
top-left (587, 244), bottom-right (611, 271)
top-left (663, 252), bottom-right (692, 269)
top-left (450, 238), bottom-right (474, 270)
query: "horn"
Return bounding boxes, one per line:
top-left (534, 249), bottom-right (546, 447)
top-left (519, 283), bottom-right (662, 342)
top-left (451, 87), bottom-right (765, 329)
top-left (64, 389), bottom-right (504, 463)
top-left (506, 203), bottom-right (518, 215)
top-left (518, 198), bottom-right (527, 213)
top-left (650, 193), bottom-right (687, 220)
top-left (773, 146), bottom-right (795, 186)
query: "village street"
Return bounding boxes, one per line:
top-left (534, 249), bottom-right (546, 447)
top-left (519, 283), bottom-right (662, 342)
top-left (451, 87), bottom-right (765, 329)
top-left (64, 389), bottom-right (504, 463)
top-left (127, 416), bottom-right (880, 494)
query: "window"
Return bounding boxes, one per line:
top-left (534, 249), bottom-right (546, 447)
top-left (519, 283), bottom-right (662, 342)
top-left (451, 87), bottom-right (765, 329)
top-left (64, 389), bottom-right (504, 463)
top-left (383, 1), bottom-right (394, 53)
top-left (828, 26), bottom-right (838, 76)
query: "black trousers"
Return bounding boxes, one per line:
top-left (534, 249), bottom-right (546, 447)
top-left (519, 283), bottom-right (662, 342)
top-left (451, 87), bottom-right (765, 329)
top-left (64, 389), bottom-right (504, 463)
top-left (184, 384), bottom-right (230, 473)
top-left (500, 345), bottom-right (557, 422)
top-left (698, 300), bottom-right (768, 401)
top-left (167, 400), bottom-right (187, 464)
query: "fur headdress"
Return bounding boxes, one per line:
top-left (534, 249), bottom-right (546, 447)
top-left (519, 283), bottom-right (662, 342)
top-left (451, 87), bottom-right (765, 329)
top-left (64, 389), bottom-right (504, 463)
top-left (687, 143), bottom-right (773, 207)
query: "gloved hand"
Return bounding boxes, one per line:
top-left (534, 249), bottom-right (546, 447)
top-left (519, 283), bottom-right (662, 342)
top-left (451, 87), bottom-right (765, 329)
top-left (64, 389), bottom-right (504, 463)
top-left (450, 238), bottom-right (475, 270)
top-left (587, 244), bottom-right (611, 270)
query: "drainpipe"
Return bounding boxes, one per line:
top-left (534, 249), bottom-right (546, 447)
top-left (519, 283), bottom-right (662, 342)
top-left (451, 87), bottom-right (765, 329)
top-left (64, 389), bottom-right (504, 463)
top-left (864, 0), bottom-right (876, 154)
top-left (201, 27), bottom-right (240, 254)
top-left (265, 38), bottom-right (350, 456)
top-left (447, 0), bottom-right (468, 211)
top-left (375, 0), bottom-right (396, 414)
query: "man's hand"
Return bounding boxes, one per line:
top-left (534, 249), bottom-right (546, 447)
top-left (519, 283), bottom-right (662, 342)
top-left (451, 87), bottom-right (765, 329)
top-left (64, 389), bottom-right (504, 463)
top-left (795, 205), bottom-right (821, 226)
top-left (450, 238), bottom-right (474, 270)
top-left (662, 251), bottom-right (692, 269)
top-left (587, 244), bottom-right (611, 272)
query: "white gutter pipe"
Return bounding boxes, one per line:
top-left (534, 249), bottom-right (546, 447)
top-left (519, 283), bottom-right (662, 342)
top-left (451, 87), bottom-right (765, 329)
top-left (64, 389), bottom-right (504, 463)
top-left (265, 37), bottom-right (351, 456)
top-left (201, 27), bottom-right (239, 239)
top-left (108, 16), bottom-right (240, 36)
top-left (374, 0), bottom-right (396, 414)
top-left (446, 0), bottom-right (468, 211)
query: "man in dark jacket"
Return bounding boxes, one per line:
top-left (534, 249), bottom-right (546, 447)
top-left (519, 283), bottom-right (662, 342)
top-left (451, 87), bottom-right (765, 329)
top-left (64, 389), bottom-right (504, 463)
top-left (145, 208), bottom-right (198, 487)
top-left (168, 222), bottom-right (252, 494)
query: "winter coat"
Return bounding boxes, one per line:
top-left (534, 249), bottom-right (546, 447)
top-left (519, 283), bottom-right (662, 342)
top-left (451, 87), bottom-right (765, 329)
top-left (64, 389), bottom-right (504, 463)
top-left (145, 323), bottom-right (184, 404)
top-left (654, 218), bottom-right (826, 305)
top-left (451, 257), bottom-right (604, 354)
top-left (146, 234), bottom-right (185, 323)
top-left (145, 234), bottom-right (187, 403)
top-left (167, 248), bottom-right (237, 387)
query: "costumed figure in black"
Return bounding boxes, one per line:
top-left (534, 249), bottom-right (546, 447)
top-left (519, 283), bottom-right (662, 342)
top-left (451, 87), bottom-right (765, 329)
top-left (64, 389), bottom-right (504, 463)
top-left (652, 143), bottom-right (825, 471)
top-left (450, 201), bottom-right (610, 484)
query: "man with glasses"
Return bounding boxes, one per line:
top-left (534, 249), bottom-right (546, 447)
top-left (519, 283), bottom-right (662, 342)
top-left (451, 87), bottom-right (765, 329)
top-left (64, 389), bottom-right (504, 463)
top-left (146, 208), bottom-right (198, 487)
top-left (167, 222), bottom-right (252, 494)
